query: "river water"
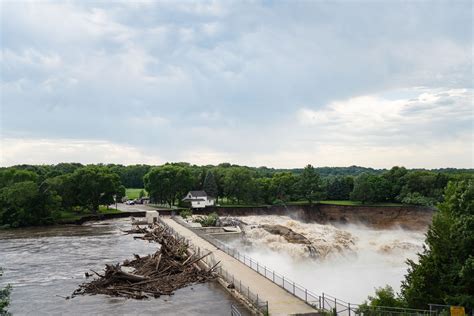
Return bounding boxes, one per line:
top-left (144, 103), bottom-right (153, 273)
top-left (0, 218), bottom-right (246, 315)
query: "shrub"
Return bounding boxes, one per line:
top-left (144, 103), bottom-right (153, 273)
top-left (399, 192), bottom-right (435, 207)
top-left (0, 268), bottom-right (12, 316)
top-left (179, 209), bottom-right (193, 219)
top-left (197, 212), bottom-right (219, 227)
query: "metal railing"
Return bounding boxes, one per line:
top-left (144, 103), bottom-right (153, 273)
top-left (156, 217), bottom-right (269, 315)
top-left (231, 304), bottom-right (242, 316)
top-left (172, 216), bottom-right (440, 316)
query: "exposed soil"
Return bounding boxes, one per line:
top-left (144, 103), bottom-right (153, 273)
top-left (202, 204), bottom-right (434, 230)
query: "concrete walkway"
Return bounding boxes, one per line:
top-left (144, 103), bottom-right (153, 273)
top-left (161, 217), bottom-right (317, 316)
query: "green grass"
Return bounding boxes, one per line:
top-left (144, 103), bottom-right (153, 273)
top-left (287, 200), bottom-right (404, 207)
top-left (216, 197), bottom-right (268, 208)
top-left (125, 188), bottom-right (147, 200)
top-left (58, 206), bottom-right (123, 222)
top-left (321, 200), bottom-right (404, 206)
top-left (320, 200), bottom-right (361, 206)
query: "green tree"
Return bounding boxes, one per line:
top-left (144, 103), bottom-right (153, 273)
top-left (297, 165), bottom-right (323, 204)
top-left (203, 170), bottom-right (218, 198)
top-left (270, 172), bottom-right (298, 202)
top-left (401, 180), bottom-right (474, 308)
top-left (382, 166), bottom-right (408, 201)
top-left (255, 177), bottom-right (273, 204)
top-left (115, 185), bottom-right (126, 202)
top-left (45, 174), bottom-right (77, 209)
top-left (0, 267), bottom-right (11, 316)
top-left (70, 166), bottom-right (122, 212)
top-left (0, 168), bottom-right (38, 189)
top-left (397, 171), bottom-right (449, 206)
top-left (143, 164), bottom-right (192, 206)
top-left (359, 285), bottom-right (406, 312)
top-left (107, 164), bottom-right (151, 188)
top-left (222, 167), bottom-right (256, 204)
top-left (0, 181), bottom-right (61, 227)
top-left (326, 176), bottom-right (354, 200)
top-left (350, 174), bottom-right (390, 203)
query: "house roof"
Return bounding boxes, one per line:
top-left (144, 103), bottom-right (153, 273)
top-left (188, 190), bottom-right (208, 197)
top-left (182, 190), bottom-right (215, 201)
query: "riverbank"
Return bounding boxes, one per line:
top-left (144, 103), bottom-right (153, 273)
top-left (198, 203), bottom-right (434, 230)
top-left (7, 202), bottom-right (433, 230)
top-left (58, 206), bottom-right (124, 223)
top-left (1, 208), bottom-right (138, 229)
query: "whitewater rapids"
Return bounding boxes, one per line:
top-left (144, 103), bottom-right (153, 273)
top-left (224, 215), bottom-right (427, 303)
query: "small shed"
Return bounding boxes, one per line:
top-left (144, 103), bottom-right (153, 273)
top-left (145, 211), bottom-right (159, 224)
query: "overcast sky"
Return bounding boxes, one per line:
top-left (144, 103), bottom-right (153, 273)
top-left (1, 0), bottom-right (472, 168)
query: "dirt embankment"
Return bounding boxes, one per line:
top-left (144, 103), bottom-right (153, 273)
top-left (204, 204), bottom-right (434, 230)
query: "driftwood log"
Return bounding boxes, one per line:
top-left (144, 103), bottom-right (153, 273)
top-left (73, 224), bottom-right (217, 299)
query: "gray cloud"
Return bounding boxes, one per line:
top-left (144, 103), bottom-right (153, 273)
top-left (0, 0), bottom-right (472, 167)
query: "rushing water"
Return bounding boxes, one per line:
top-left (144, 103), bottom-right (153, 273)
top-left (218, 215), bottom-right (426, 304)
top-left (0, 218), bottom-right (246, 315)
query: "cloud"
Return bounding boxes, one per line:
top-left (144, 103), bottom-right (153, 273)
top-left (0, 1), bottom-right (472, 168)
top-left (0, 138), bottom-right (163, 166)
top-left (296, 88), bottom-right (472, 146)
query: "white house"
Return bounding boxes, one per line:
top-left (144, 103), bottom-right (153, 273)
top-left (182, 190), bottom-right (215, 208)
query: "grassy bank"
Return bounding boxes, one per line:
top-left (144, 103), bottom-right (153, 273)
top-left (321, 200), bottom-right (404, 206)
top-left (125, 188), bottom-right (147, 200)
top-left (215, 200), bottom-right (406, 208)
top-left (287, 200), bottom-right (405, 207)
top-left (58, 206), bottom-right (123, 223)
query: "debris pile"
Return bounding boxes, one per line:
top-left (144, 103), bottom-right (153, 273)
top-left (73, 225), bottom-right (217, 299)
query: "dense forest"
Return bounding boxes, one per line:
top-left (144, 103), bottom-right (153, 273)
top-left (1, 162), bottom-right (472, 227)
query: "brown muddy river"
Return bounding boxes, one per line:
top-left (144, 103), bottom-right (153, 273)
top-left (0, 218), bottom-right (246, 315)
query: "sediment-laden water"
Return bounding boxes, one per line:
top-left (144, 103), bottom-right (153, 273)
top-left (221, 215), bottom-right (426, 303)
top-left (0, 218), bottom-right (246, 315)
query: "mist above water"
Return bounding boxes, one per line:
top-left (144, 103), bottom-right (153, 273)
top-left (227, 215), bottom-right (426, 303)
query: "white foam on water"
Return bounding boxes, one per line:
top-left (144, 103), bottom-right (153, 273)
top-left (230, 215), bottom-right (426, 303)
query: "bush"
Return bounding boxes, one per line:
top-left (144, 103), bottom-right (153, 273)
top-left (359, 285), bottom-right (406, 309)
top-left (179, 209), bottom-right (192, 219)
top-left (272, 199), bottom-right (284, 205)
top-left (197, 212), bottom-right (219, 227)
top-left (399, 192), bottom-right (435, 207)
top-left (0, 268), bottom-right (12, 316)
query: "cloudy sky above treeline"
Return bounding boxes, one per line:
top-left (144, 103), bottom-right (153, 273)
top-left (1, 0), bottom-right (472, 168)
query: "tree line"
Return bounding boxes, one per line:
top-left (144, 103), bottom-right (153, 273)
top-left (0, 165), bottom-right (124, 227)
top-left (143, 163), bottom-right (471, 207)
top-left (1, 162), bottom-right (472, 227)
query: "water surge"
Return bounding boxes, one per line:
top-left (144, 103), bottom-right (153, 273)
top-left (226, 215), bottom-right (426, 303)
